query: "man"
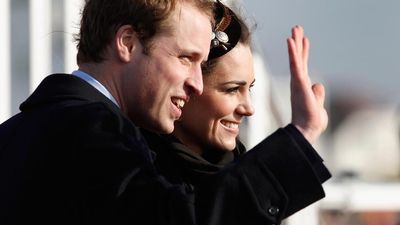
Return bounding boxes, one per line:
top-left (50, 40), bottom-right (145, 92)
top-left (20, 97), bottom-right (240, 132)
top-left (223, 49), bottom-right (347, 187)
top-left (0, 0), bottom-right (213, 224)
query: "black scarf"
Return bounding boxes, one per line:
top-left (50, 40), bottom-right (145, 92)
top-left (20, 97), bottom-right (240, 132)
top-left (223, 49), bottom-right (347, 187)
top-left (141, 130), bottom-right (246, 186)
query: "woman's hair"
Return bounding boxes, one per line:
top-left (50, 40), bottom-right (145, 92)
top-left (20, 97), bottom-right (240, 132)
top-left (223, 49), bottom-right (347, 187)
top-left (75, 0), bottom-right (214, 64)
top-left (202, 1), bottom-right (252, 75)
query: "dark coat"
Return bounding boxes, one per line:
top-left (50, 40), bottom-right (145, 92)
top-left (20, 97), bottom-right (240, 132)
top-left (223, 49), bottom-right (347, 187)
top-left (0, 74), bottom-right (156, 224)
top-left (0, 74), bottom-right (330, 225)
top-left (142, 125), bottom-right (331, 225)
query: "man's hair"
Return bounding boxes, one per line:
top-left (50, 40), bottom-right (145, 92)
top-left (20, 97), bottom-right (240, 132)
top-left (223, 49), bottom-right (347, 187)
top-left (75, 0), bottom-right (214, 64)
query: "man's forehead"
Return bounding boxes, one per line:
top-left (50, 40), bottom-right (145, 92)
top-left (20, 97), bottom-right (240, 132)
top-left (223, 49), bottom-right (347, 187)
top-left (168, 2), bottom-right (213, 39)
top-left (149, 1), bottom-right (212, 59)
top-left (172, 1), bottom-right (213, 25)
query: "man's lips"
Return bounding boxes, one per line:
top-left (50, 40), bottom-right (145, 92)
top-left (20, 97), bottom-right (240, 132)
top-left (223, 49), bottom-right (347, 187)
top-left (171, 97), bottom-right (185, 110)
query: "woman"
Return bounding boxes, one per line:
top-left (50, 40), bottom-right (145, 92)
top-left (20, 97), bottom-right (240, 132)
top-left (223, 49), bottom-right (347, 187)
top-left (142, 1), bottom-right (330, 224)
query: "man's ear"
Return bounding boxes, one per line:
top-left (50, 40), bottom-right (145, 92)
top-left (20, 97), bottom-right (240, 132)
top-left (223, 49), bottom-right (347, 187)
top-left (115, 25), bottom-right (140, 63)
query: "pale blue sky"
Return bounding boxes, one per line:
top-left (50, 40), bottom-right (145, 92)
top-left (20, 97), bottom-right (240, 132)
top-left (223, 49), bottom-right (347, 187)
top-left (243, 0), bottom-right (400, 104)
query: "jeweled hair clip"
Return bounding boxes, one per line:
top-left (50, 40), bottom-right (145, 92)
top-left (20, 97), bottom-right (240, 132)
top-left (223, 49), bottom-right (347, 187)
top-left (211, 31), bottom-right (230, 50)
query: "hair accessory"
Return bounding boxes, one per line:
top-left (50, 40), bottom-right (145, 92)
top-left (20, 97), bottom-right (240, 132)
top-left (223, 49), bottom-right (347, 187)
top-left (211, 31), bottom-right (229, 50)
top-left (208, 0), bottom-right (242, 60)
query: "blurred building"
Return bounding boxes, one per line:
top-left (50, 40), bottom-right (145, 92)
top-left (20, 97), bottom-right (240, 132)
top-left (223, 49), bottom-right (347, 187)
top-left (332, 105), bottom-right (400, 181)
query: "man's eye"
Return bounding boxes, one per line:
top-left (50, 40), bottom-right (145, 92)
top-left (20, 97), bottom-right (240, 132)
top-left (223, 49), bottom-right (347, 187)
top-left (179, 56), bottom-right (191, 65)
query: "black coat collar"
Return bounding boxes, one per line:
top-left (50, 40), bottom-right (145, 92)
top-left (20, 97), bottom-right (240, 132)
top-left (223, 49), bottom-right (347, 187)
top-left (20, 74), bottom-right (119, 114)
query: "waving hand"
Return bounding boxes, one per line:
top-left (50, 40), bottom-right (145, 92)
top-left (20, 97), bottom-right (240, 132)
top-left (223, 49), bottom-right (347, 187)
top-left (287, 25), bottom-right (328, 145)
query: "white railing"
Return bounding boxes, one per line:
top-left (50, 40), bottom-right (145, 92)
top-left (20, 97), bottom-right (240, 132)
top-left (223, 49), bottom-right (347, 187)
top-left (0, 0), bottom-right (82, 124)
top-left (0, 0), bottom-right (11, 123)
top-left (286, 181), bottom-right (400, 225)
top-left (64, 0), bottom-right (83, 73)
top-left (29, 0), bottom-right (52, 92)
top-left (321, 181), bottom-right (400, 211)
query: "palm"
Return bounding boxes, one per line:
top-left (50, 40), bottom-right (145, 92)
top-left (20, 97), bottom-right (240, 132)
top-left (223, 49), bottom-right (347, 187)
top-left (287, 26), bottom-right (328, 144)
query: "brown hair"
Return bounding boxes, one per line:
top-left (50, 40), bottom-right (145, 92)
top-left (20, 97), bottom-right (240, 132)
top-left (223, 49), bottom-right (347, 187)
top-left (75, 0), bottom-right (214, 64)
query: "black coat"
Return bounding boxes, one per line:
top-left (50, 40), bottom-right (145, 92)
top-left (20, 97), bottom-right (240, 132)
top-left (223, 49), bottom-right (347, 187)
top-left (0, 74), bottom-right (330, 225)
top-left (142, 123), bottom-right (331, 225)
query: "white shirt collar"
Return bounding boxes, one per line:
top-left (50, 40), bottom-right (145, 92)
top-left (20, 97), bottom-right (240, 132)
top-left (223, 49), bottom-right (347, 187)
top-left (71, 70), bottom-right (120, 107)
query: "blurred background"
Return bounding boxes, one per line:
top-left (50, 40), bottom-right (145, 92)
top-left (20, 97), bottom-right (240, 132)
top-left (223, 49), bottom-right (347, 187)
top-left (1, 0), bottom-right (399, 225)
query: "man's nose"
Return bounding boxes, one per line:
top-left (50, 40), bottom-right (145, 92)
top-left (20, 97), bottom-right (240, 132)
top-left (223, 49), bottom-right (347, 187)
top-left (186, 65), bottom-right (203, 96)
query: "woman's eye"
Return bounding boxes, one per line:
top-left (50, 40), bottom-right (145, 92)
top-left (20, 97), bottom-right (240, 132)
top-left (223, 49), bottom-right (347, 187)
top-left (226, 87), bottom-right (240, 93)
top-left (249, 84), bottom-right (254, 92)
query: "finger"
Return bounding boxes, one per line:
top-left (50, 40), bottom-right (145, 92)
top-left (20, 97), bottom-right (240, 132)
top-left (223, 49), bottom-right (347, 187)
top-left (287, 38), bottom-right (300, 77)
top-left (312, 83), bottom-right (325, 106)
top-left (303, 37), bottom-right (310, 76)
top-left (292, 25), bottom-right (304, 54)
top-left (288, 38), bottom-right (312, 92)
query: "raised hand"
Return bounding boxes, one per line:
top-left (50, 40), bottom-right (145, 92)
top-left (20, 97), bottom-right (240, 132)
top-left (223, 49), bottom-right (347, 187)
top-left (287, 25), bottom-right (328, 145)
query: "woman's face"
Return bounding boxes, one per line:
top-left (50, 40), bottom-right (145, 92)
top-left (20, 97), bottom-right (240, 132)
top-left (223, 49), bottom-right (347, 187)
top-left (174, 44), bottom-right (255, 153)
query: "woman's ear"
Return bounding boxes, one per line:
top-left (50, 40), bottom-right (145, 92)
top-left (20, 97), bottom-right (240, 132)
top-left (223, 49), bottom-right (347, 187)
top-left (115, 25), bottom-right (139, 62)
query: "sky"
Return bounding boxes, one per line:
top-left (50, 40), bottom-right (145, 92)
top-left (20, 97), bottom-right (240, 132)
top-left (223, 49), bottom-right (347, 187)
top-left (241, 0), bottom-right (400, 104)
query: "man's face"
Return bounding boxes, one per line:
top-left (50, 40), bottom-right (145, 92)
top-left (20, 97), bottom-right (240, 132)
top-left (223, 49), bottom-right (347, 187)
top-left (123, 2), bottom-right (212, 133)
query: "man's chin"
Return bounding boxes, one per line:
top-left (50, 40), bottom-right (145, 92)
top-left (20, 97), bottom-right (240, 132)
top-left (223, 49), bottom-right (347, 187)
top-left (152, 121), bottom-right (175, 134)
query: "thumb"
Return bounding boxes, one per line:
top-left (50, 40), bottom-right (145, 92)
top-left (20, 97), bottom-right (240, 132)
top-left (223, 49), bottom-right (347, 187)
top-left (312, 83), bottom-right (325, 106)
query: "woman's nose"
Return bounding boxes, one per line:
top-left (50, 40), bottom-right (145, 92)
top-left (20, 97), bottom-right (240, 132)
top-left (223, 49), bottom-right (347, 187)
top-left (237, 94), bottom-right (254, 116)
